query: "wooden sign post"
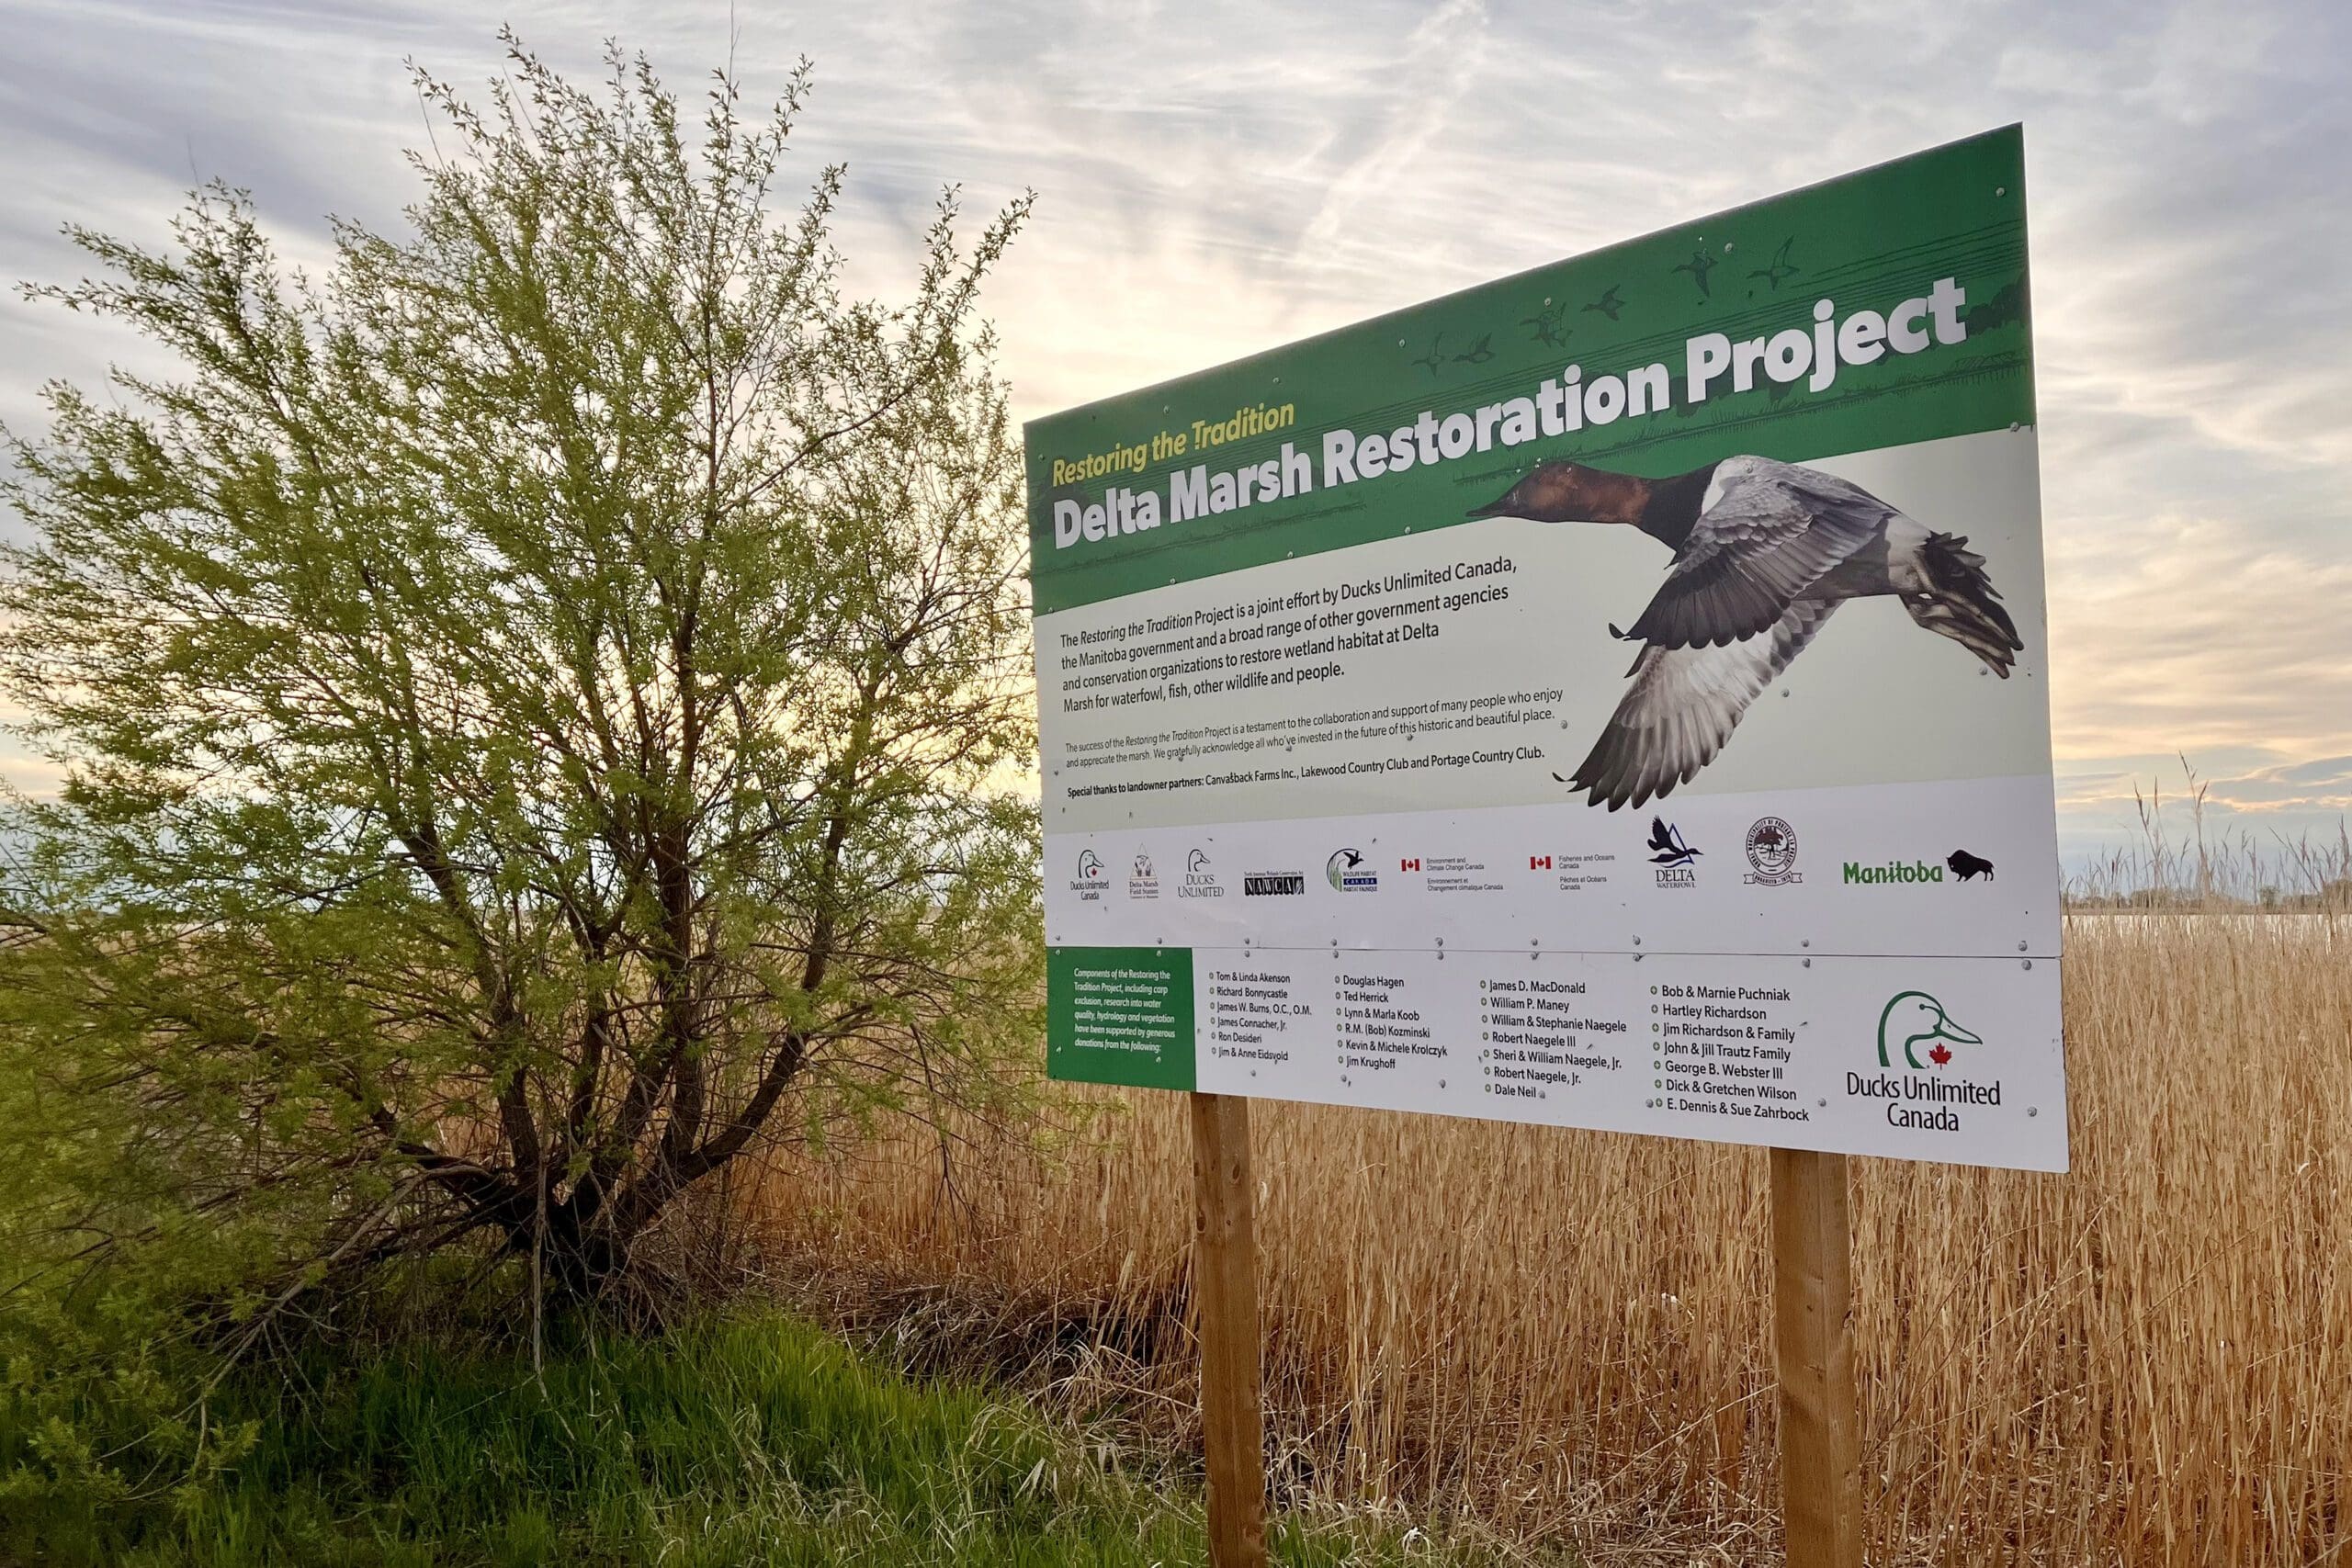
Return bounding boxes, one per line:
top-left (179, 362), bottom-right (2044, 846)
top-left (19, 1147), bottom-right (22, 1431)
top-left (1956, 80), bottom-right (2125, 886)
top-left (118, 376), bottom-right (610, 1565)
top-left (1189, 1091), bottom-right (1268, 1568)
top-left (1770, 1148), bottom-right (1863, 1567)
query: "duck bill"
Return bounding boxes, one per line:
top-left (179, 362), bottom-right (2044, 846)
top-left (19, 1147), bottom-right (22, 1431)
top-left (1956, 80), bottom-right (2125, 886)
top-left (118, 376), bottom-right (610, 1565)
top-left (1466, 494), bottom-right (1518, 519)
top-left (1937, 1018), bottom-right (1984, 1047)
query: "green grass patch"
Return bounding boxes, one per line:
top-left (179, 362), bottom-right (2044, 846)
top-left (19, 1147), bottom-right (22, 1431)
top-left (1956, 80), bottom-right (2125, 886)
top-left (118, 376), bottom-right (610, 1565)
top-left (8, 1306), bottom-right (1507, 1566)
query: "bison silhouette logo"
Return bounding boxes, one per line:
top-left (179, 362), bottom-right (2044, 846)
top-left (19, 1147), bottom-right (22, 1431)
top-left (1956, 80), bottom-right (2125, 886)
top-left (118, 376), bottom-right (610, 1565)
top-left (1947, 849), bottom-right (1996, 883)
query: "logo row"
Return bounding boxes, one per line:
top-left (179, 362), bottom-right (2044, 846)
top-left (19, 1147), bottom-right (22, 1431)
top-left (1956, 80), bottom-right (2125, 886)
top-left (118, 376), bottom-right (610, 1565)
top-left (1069, 816), bottom-right (1996, 902)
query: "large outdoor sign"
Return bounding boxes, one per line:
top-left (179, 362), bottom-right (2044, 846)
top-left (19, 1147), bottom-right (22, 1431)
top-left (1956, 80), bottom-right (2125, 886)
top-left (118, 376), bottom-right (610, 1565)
top-left (1028, 127), bottom-right (2065, 1171)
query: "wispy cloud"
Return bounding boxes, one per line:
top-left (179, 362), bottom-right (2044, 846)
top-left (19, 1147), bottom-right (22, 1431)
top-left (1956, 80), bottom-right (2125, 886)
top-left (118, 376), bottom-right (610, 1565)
top-left (0, 0), bottom-right (2346, 858)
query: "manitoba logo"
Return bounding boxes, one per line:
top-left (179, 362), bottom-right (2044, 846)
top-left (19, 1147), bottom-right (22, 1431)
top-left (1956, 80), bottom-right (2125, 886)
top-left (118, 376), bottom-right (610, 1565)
top-left (1876, 990), bottom-right (1981, 1068)
top-left (1843, 857), bottom-right (1942, 886)
top-left (1743, 817), bottom-right (1801, 886)
top-left (1646, 818), bottom-right (1699, 887)
top-left (1179, 849), bottom-right (1224, 899)
top-left (1947, 849), bottom-right (1996, 882)
top-left (1326, 848), bottom-right (1378, 892)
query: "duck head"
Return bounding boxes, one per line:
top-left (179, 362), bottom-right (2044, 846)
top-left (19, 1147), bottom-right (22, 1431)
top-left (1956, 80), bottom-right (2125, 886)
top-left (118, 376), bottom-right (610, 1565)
top-left (1468, 460), bottom-right (1650, 525)
top-left (1876, 990), bottom-right (1983, 1070)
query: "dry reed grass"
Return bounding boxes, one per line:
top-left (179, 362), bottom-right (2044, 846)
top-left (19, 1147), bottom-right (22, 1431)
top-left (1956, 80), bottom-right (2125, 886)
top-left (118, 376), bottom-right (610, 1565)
top-left (733, 905), bottom-right (2352, 1564)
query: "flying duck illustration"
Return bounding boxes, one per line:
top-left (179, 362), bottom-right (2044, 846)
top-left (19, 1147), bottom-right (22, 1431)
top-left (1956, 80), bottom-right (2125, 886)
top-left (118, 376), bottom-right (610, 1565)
top-left (1747, 237), bottom-right (1800, 291)
top-left (1877, 990), bottom-right (1980, 1069)
top-left (1671, 248), bottom-right (1718, 297)
top-left (1452, 333), bottom-right (1497, 366)
top-left (1521, 299), bottom-right (1572, 347)
top-left (1471, 456), bottom-right (2022, 810)
top-left (1582, 285), bottom-right (1624, 320)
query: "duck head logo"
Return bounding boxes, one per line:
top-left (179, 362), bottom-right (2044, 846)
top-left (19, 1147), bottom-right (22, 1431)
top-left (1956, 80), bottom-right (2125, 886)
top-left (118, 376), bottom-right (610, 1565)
top-left (1877, 990), bottom-right (1982, 1069)
top-left (1078, 850), bottom-right (1104, 881)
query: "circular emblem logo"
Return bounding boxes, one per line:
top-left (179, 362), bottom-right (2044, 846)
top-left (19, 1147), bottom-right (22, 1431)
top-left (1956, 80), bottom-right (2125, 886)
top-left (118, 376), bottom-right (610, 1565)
top-left (1743, 816), bottom-right (1801, 886)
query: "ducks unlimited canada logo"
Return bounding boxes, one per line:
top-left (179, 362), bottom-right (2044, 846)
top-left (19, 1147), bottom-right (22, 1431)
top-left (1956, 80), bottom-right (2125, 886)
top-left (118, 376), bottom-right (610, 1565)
top-left (1743, 817), bottom-right (1802, 886)
top-left (1070, 849), bottom-right (1109, 904)
top-left (1847, 989), bottom-right (2005, 1133)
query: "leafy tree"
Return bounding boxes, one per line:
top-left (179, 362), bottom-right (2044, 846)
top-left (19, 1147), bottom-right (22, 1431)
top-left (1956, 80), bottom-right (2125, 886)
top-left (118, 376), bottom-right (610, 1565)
top-left (0, 35), bottom-right (1041, 1314)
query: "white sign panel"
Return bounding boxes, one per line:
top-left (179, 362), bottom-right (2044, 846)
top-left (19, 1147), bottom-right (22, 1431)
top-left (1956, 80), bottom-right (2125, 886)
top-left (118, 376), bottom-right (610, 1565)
top-left (1029, 130), bottom-right (2064, 1170)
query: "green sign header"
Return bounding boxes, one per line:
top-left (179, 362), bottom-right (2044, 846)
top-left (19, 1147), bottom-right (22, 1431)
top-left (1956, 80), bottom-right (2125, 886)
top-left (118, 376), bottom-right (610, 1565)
top-left (1025, 126), bottom-right (2032, 615)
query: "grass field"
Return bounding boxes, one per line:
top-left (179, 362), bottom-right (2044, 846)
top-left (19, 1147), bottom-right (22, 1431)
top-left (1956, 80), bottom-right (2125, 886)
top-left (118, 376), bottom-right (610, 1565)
top-left (741, 913), bottom-right (2352, 1565)
top-left (6, 1307), bottom-right (1518, 1567)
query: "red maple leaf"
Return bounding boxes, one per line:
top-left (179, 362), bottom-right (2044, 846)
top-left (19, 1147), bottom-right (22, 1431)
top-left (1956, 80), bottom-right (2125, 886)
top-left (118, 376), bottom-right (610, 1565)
top-left (1928, 1042), bottom-right (1952, 1066)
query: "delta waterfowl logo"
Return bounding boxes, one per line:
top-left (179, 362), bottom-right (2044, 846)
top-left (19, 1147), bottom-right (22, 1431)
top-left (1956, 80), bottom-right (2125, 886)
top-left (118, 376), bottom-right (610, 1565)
top-left (1743, 817), bottom-right (1802, 886)
top-left (1646, 818), bottom-right (1700, 888)
top-left (1326, 848), bottom-right (1378, 893)
top-left (1877, 990), bottom-right (1980, 1068)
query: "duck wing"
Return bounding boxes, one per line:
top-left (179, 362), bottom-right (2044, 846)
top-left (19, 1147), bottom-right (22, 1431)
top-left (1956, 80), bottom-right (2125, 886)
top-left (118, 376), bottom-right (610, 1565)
top-left (1569, 598), bottom-right (1839, 810)
top-left (1617, 460), bottom-right (1889, 649)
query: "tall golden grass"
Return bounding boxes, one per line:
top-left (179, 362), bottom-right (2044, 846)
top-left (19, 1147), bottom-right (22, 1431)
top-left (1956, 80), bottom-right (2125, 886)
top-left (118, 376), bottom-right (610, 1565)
top-left (739, 908), bottom-right (2352, 1564)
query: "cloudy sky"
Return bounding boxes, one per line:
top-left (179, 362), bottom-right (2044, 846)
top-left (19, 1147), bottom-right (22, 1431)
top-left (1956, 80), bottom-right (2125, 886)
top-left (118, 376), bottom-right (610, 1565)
top-left (1, 0), bottom-right (2346, 876)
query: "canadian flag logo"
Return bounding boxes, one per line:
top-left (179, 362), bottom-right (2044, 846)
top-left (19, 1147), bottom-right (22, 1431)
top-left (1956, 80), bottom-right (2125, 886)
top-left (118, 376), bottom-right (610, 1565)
top-left (1399, 858), bottom-right (1421, 872)
top-left (1530, 855), bottom-right (1553, 870)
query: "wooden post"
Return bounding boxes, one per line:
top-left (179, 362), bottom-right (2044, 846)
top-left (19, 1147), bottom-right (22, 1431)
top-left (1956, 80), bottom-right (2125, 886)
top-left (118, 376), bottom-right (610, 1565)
top-left (1189, 1091), bottom-right (1268, 1568)
top-left (1770, 1147), bottom-right (1862, 1568)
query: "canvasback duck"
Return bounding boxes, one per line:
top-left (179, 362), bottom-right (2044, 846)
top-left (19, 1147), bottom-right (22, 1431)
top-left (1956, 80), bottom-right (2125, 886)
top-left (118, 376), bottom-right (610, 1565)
top-left (1471, 455), bottom-right (2023, 810)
